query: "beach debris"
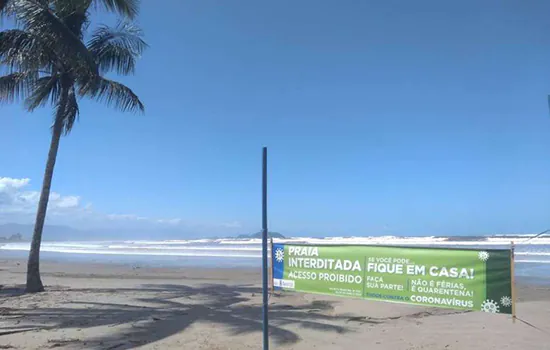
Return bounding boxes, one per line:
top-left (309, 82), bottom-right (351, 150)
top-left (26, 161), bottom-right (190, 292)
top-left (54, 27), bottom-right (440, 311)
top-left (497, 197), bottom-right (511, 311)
top-left (481, 299), bottom-right (500, 313)
top-left (0, 328), bottom-right (39, 336)
top-left (347, 309), bottom-right (472, 325)
top-left (47, 338), bottom-right (81, 348)
top-left (346, 316), bottom-right (384, 324)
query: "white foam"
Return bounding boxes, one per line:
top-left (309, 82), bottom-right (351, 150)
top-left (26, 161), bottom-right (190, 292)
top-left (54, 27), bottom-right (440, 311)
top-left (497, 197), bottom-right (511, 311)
top-left (0, 245), bottom-right (260, 258)
top-left (106, 245), bottom-right (261, 251)
top-left (515, 252), bottom-right (550, 256)
top-left (121, 240), bottom-right (192, 245)
top-left (2, 236), bottom-right (549, 263)
top-left (515, 260), bottom-right (550, 264)
top-left (276, 237), bottom-right (550, 246)
top-left (40, 243), bottom-right (105, 249)
top-left (211, 235), bottom-right (550, 246)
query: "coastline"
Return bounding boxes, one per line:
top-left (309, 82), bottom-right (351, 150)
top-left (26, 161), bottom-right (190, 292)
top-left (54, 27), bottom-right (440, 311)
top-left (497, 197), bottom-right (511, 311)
top-left (1, 259), bottom-right (550, 349)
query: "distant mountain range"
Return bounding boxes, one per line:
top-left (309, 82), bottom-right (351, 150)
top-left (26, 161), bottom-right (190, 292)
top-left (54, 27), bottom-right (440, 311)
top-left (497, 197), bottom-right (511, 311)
top-left (0, 232), bottom-right (24, 242)
top-left (0, 223), bottom-right (286, 241)
top-left (0, 223), bottom-right (82, 241)
top-left (235, 232), bottom-right (286, 239)
top-left (0, 223), bottom-right (196, 241)
top-left (3, 223), bottom-right (530, 242)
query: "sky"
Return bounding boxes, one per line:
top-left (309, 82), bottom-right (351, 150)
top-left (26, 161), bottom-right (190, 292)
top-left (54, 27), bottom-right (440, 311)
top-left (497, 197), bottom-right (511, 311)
top-left (2, 0), bottom-right (550, 237)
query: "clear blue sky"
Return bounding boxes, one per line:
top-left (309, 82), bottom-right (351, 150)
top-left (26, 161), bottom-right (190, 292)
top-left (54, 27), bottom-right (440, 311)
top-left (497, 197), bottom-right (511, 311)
top-left (2, 0), bottom-right (550, 237)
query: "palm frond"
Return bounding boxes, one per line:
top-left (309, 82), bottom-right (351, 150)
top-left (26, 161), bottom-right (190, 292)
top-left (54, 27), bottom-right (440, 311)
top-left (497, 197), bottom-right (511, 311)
top-left (93, 0), bottom-right (139, 19)
top-left (0, 0), bottom-right (9, 15)
top-left (82, 77), bottom-right (143, 113)
top-left (62, 85), bottom-right (79, 134)
top-left (1, 0), bottom-right (49, 22)
top-left (52, 0), bottom-right (92, 16)
top-left (51, 0), bottom-right (92, 39)
top-left (0, 71), bottom-right (36, 103)
top-left (61, 12), bottom-right (89, 40)
top-left (25, 75), bottom-right (60, 111)
top-left (13, 0), bottom-right (98, 75)
top-left (87, 22), bottom-right (146, 75)
top-left (0, 0), bottom-right (16, 18)
top-left (0, 29), bottom-right (55, 71)
top-left (53, 0), bottom-right (138, 20)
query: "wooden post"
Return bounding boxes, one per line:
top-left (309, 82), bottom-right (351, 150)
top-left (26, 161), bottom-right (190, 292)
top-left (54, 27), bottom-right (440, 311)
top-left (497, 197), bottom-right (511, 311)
top-left (269, 237), bottom-right (274, 296)
top-left (511, 241), bottom-right (516, 323)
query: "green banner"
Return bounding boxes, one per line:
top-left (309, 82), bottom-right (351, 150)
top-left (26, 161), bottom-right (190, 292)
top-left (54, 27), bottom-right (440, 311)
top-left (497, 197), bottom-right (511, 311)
top-left (272, 244), bottom-right (513, 314)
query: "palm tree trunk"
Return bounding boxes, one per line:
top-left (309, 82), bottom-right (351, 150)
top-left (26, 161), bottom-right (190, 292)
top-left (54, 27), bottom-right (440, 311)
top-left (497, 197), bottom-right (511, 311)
top-left (26, 89), bottom-right (68, 293)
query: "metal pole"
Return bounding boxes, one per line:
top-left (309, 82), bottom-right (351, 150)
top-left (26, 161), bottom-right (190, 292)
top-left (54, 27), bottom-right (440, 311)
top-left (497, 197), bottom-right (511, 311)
top-left (262, 147), bottom-right (269, 350)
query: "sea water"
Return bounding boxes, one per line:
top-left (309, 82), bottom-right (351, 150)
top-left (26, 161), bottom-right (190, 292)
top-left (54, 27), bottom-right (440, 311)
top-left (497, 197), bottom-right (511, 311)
top-left (1, 236), bottom-right (549, 283)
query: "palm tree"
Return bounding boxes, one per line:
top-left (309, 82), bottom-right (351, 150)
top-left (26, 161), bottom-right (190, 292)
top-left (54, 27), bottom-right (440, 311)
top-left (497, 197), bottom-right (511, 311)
top-left (0, 0), bottom-right (146, 293)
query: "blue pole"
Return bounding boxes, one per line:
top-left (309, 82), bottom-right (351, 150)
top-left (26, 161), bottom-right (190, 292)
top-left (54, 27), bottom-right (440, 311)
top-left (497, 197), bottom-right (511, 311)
top-left (261, 147), bottom-right (269, 350)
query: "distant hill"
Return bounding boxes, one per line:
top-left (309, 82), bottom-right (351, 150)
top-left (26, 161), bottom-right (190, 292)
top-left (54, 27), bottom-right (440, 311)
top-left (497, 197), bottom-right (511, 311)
top-left (0, 223), bottom-right (83, 241)
top-left (0, 233), bottom-right (25, 242)
top-left (0, 223), bottom-right (256, 241)
top-left (236, 231), bottom-right (286, 239)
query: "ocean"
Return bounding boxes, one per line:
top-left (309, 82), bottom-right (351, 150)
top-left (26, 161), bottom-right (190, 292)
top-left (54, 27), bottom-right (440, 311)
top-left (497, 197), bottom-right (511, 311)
top-left (1, 236), bottom-right (549, 283)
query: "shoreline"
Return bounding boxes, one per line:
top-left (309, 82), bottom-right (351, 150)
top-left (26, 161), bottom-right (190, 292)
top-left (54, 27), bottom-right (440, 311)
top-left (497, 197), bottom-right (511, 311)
top-left (1, 259), bottom-right (550, 349)
top-left (2, 257), bottom-right (548, 297)
top-left (3, 251), bottom-right (550, 286)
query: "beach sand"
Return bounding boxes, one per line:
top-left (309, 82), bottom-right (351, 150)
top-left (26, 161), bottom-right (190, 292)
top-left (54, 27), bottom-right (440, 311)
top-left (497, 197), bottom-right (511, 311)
top-left (1, 259), bottom-right (549, 349)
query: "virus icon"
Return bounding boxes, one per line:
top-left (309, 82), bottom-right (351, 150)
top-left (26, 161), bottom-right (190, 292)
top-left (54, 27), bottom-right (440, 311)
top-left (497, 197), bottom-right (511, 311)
top-left (274, 248), bottom-right (285, 263)
top-left (478, 251), bottom-right (490, 262)
top-left (500, 296), bottom-right (512, 307)
top-left (481, 300), bottom-right (500, 313)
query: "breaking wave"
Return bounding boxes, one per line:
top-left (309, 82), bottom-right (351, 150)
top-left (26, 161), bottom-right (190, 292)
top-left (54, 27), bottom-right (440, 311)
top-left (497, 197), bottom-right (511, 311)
top-left (1, 235), bottom-right (549, 262)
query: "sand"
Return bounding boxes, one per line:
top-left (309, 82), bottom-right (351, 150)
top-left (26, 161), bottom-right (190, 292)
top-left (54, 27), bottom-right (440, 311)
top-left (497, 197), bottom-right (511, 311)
top-left (1, 259), bottom-right (549, 349)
